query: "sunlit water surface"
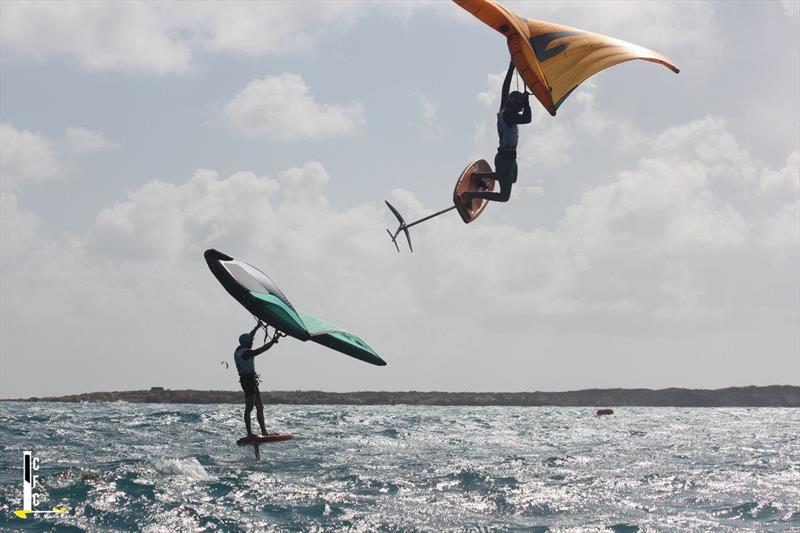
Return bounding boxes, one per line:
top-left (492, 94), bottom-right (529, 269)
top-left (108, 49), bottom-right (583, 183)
top-left (1, 403), bottom-right (798, 532)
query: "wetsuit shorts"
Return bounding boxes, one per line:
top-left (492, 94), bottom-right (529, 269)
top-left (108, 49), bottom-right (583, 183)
top-left (494, 150), bottom-right (518, 185)
top-left (239, 372), bottom-right (260, 397)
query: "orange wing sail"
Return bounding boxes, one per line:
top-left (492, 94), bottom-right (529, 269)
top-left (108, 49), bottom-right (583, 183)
top-left (454, 0), bottom-right (679, 116)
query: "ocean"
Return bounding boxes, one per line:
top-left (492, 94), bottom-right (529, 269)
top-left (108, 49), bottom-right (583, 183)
top-left (0, 402), bottom-right (798, 532)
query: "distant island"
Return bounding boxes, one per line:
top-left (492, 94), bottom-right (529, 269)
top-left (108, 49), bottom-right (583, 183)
top-left (13, 385), bottom-right (799, 407)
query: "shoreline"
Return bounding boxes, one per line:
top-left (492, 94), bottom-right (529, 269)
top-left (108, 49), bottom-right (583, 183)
top-left (5, 385), bottom-right (799, 407)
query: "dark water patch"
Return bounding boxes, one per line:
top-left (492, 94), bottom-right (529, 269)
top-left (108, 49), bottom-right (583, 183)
top-left (197, 513), bottom-right (246, 533)
top-left (42, 468), bottom-right (108, 504)
top-left (261, 502), bottom-right (293, 521)
top-left (520, 501), bottom-right (558, 517)
top-left (193, 454), bottom-right (215, 466)
top-left (206, 480), bottom-right (234, 498)
top-left (380, 427), bottom-right (400, 438)
top-left (115, 476), bottom-right (155, 500)
top-left (719, 500), bottom-right (785, 521)
top-left (4, 518), bottom-right (86, 533)
top-left (490, 491), bottom-right (515, 514)
top-left (295, 501), bottom-right (326, 520)
top-left (17, 415), bottom-right (53, 424)
top-left (49, 482), bottom-right (91, 504)
top-left (467, 416), bottom-right (492, 429)
top-left (494, 475), bottom-right (519, 488)
top-left (609, 524), bottom-right (640, 533)
top-left (543, 455), bottom-right (574, 467)
top-left (454, 468), bottom-right (491, 491)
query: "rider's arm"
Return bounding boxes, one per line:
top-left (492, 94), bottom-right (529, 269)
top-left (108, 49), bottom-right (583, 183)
top-left (247, 333), bottom-right (283, 359)
top-left (506, 94), bottom-right (532, 125)
top-left (499, 61), bottom-right (515, 109)
top-left (516, 95), bottom-right (532, 124)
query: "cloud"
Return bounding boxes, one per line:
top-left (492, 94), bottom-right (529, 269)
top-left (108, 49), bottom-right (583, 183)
top-left (1, 123), bottom-right (119, 188)
top-left (0, 1), bottom-right (366, 74)
top-left (0, 1), bottom-right (192, 74)
top-left (760, 151), bottom-right (800, 194)
top-left (0, 122), bottom-right (61, 186)
top-left (0, 191), bottom-right (41, 262)
top-left (185, 2), bottom-right (362, 57)
top-left (757, 152), bottom-right (800, 248)
top-left (93, 168), bottom-right (281, 260)
top-left (3, 108), bottom-right (799, 398)
top-left (223, 73), bottom-right (366, 142)
top-left (0, 1), bottom-right (718, 78)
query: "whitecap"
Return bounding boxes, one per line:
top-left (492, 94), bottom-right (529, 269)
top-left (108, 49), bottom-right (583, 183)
top-left (153, 457), bottom-right (214, 481)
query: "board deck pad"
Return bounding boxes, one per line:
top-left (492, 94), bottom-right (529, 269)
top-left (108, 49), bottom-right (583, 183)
top-left (453, 159), bottom-right (495, 223)
top-left (237, 433), bottom-right (294, 446)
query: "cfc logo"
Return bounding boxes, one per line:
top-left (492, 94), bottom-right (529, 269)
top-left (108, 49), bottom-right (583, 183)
top-left (13, 451), bottom-right (67, 519)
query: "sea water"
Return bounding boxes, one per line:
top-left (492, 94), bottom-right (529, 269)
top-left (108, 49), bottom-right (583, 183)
top-left (0, 402), bottom-right (798, 532)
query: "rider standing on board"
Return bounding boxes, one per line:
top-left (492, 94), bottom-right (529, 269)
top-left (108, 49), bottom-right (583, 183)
top-left (235, 322), bottom-right (283, 437)
top-left (463, 61), bottom-right (531, 207)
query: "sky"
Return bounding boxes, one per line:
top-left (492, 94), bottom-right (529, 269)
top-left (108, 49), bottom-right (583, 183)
top-left (1, 1), bottom-right (798, 398)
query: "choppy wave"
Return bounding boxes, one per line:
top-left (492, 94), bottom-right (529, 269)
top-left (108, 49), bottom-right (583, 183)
top-left (1, 403), bottom-right (798, 531)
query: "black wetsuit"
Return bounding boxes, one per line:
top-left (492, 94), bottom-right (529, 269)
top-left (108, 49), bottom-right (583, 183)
top-left (466, 62), bottom-right (531, 203)
top-left (234, 330), bottom-right (280, 436)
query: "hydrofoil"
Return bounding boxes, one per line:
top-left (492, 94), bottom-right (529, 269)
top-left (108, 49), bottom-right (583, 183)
top-left (385, 159), bottom-right (495, 252)
top-left (237, 433), bottom-right (294, 459)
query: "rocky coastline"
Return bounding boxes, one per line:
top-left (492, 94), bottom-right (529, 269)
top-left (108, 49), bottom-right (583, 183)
top-left (11, 385), bottom-right (799, 407)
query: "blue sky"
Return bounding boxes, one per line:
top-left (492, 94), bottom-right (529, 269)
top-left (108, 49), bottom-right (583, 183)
top-left (1, 1), bottom-right (798, 397)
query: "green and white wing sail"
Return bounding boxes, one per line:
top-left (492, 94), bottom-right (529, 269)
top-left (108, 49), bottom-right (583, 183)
top-left (299, 312), bottom-right (386, 366)
top-left (205, 248), bottom-right (386, 366)
top-left (249, 291), bottom-right (309, 339)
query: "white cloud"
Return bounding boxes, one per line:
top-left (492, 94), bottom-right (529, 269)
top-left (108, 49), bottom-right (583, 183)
top-left (223, 73), bottom-right (366, 142)
top-left (760, 202), bottom-right (799, 249)
top-left (757, 151), bottom-right (800, 249)
top-left (1, 123), bottom-right (119, 188)
top-left (94, 168), bottom-right (281, 260)
top-left (0, 1), bottom-right (192, 74)
top-left (518, 115), bottom-right (575, 169)
top-left (760, 151), bottom-right (800, 194)
top-left (0, 1), bottom-right (367, 74)
top-left (186, 2), bottom-right (362, 57)
top-left (0, 1), bottom-right (718, 77)
top-left (0, 191), bottom-right (41, 262)
top-left (3, 111), bottom-right (799, 398)
top-left (0, 122), bottom-right (61, 186)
